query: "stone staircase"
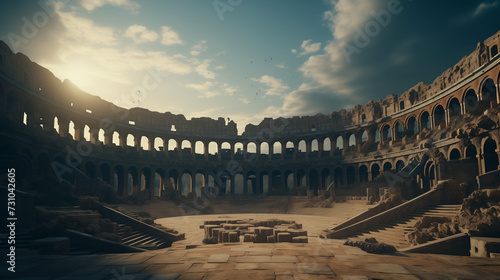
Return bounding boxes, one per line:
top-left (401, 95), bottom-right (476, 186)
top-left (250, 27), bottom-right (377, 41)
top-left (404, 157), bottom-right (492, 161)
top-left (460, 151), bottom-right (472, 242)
top-left (348, 204), bottom-right (461, 249)
top-left (116, 223), bottom-right (170, 250)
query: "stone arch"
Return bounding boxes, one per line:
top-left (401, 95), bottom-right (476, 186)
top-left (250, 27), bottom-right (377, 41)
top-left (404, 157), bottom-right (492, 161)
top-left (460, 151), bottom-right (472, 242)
top-left (84, 161), bottom-right (96, 178)
top-left (336, 135), bottom-right (344, 150)
top-left (168, 169), bottom-right (179, 191)
top-left (393, 121), bottom-right (404, 140)
top-left (463, 88), bottom-right (479, 115)
top-left (406, 116), bottom-right (418, 136)
top-left (371, 163), bottom-right (380, 180)
top-left (154, 137), bottom-right (163, 151)
top-left (247, 142), bottom-right (257, 155)
top-left (127, 166), bottom-right (139, 195)
top-left (167, 139), bottom-right (177, 151)
top-left (395, 160), bottom-right (405, 172)
top-left (222, 142), bottom-right (232, 160)
top-left (127, 134), bottom-right (135, 147)
top-left (382, 124), bottom-right (391, 142)
top-left (419, 111), bottom-right (431, 131)
top-left (259, 142), bottom-right (269, 155)
top-left (447, 97), bottom-right (461, 122)
top-left (297, 169), bottom-right (307, 188)
top-left (234, 142), bottom-right (244, 155)
top-left (271, 170), bottom-right (281, 191)
top-left (348, 134), bottom-right (356, 147)
top-left (285, 170), bottom-right (294, 190)
top-left (83, 125), bottom-right (90, 141)
top-left (346, 166), bottom-right (355, 185)
top-left (100, 163), bottom-right (111, 184)
top-left (298, 140), bottom-right (306, 153)
top-left (361, 130), bottom-right (368, 144)
top-left (483, 138), bottom-right (499, 173)
top-left (53, 116), bottom-right (60, 133)
top-left (359, 165), bottom-right (368, 182)
top-left (140, 136), bottom-right (149, 150)
top-left (181, 170), bottom-right (193, 195)
top-left (309, 168), bottom-right (319, 191)
top-left (194, 141), bottom-right (204, 155)
top-left (154, 168), bottom-right (166, 197)
top-left (321, 168), bottom-right (332, 189)
top-left (323, 137), bottom-right (331, 151)
top-left (480, 77), bottom-right (497, 108)
top-left (334, 167), bottom-right (343, 186)
top-left (383, 161), bottom-right (393, 171)
top-left (114, 165), bottom-right (125, 195)
top-left (465, 144), bottom-right (477, 159)
top-left (311, 139), bottom-right (319, 152)
top-left (260, 171), bottom-right (269, 194)
top-left (449, 148), bottom-right (461, 160)
top-left (247, 171), bottom-right (258, 194)
top-left (112, 131), bottom-right (120, 146)
top-left (273, 141), bottom-right (282, 154)
top-left (194, 170), bottom-right (205, 196)
top-left (433, 104), bottom-right (446, 128)
top-left (209, 141), bottom-right (218, 155)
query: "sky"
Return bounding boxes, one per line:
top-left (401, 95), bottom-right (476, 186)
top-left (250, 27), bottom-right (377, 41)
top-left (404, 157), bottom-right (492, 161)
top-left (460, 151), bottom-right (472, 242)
top-left (0, 0), bottom-right (499, 134)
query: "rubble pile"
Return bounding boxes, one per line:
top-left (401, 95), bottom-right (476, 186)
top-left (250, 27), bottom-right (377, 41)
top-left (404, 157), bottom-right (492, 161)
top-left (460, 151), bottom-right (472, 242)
top-left (344, 238), bottom-right (397, 254)
top-left (201, 219), bottom-right (308, 244)
top-left (406, 188), bottom-right (500, 245)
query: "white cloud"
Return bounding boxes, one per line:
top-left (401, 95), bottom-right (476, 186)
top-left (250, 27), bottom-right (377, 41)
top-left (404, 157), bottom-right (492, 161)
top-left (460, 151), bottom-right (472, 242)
top-left (279, 0), bottom-right (383, 116)
top-left (291, 49), bottom-right (297, 54)
top-left (125, 25), bottom-right (159, 43)
top-left (57, 7), bottom-right (118, 46)
top-left (215, 65), bottom-right (225, 70)
top-left (240, 98), bottom-right (250, 104)
top-left (185, 81), bottom-right (213, 91)
top-left (199, 91), bottom-right (221, 98)
top-left (161, 26), bottom-right (183, 46)
top-left (472, 1), bottom-right (499, 17)
top-left (190, 40), bottom-right (207, 56)
top-left (251, 75), bottom-right (289, 96)
top-left (195, 59), bottom-right (216, 79)
top-left (80, 0), bottom-right (139, 12)
top-left (299, 39), bottom-right (322, 56)
top-left (276, 64), bottom-right (287, 69)
top-left (222, 84), bottom-right (239, 95)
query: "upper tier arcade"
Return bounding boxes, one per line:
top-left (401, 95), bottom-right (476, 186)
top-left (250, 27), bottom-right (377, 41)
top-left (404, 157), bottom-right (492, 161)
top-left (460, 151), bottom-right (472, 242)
top-left (1, 30), bottom-right (500, 198)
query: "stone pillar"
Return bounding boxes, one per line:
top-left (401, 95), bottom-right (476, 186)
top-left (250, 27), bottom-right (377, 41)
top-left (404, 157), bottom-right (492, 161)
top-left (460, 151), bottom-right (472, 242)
top-left (243, 175), bottom-right (248, 194)
top-left (89, 128), bottom-right (98, 144)
top-left (330, 137), bottom-right (336, 157)
top-left (356, 135), bottom-right (362, 152)
top-left (147, 137), bottom-right (154, 151)
top-left (58, 119), bottom-right (69, 138)
top-left (230, 143), bottom-right (235, 160)
top-left (317, 141), bottom-right (323, 158)
top-left (281, 171), bottom-right (286, 192)
top-left (218, 142), bottom-right (222, 161)
top-left (119, 134), bottom-right (126, 148)
top-left (293, 141), bottom-right (297, 160)
top-left (256, 144), bottom-right (260, 161)
top-left (104, 132), bottom-right (112, 146)
top-left (177, 140), bottom-right (182, 159)
top-left (230, 175), bottom-right (235, 195)
top-left (133, 135), bottom-right (141, 151)
top-left (74, 123), bottom-right (83, 141)
top-left (204, 142), bottom-right (209, 160)
top-left (163, 138), bottom-right (169, 157)
top-left (305, 141), bottom-right (311, 160)
top-left (191, 141), bottom-right (196, 160)
top-left (368, 170), bottom-right (372, 181)
top-left (43, 115), bottom-right (54, 131)
top-left (281, 142), bottom-right (286, 160)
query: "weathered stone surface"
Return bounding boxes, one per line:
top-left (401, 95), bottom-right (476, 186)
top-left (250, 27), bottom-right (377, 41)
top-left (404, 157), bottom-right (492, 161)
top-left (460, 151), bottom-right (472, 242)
top-left (30, 237), bottom-right (70, 255)
top-left (243, 233), bottom-right (255, 242)
top-left (267, 235), bottom-right (276, 243)
top-left (277, 232), bottom-right (292, 242)
top-left (292, 236), bottom-right (308, 243)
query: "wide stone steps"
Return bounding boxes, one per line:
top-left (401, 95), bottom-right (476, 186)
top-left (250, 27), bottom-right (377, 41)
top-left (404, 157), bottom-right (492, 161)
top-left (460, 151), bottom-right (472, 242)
top-left (348, 204), bottom-right (461, 249)
top-left (116, 223), bottom-right (168, 249)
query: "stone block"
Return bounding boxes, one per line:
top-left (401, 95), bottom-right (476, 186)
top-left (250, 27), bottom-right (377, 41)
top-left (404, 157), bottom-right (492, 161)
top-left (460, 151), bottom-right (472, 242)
top-left (30, 237), bottom-right (70, 255)
top-left (223, 224), bottom-right (239, 230)
top-left (288, 229), bottom-right (308, 237)
top-left (229, 232), bottom-right (239, 242)
top-left (204, 225), bottom-right (220, 238)
top-left (470, 237), bottom-right (500, 258)
top-left (267, 235), bottom-right (276, 243)
top-left (212, 228), bottom-right (222, 238)
top-left (292, 236), bottom-right (308, 243)
top-left (243, 234), bottom-right (255, 242)
top-left (277, 232), bottom-right (292, 242)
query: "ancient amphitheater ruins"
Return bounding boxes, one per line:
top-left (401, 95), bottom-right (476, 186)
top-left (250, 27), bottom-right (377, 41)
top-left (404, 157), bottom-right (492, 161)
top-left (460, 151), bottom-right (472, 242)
top-left (1, 29), bottom-right (500, 279)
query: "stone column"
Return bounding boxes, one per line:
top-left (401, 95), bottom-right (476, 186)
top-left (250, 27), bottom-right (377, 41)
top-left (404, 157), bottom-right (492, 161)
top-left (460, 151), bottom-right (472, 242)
top-left (89, 127), bottom-right (98, 144)
top-left (119, 133), bottom-right (126, 148)
top-left (269, 142), bottom-right (273, 161)
top-left (177, 140), bottom-right (182, 159)
top-left (318, 140), bottom-right (323, 158)
top-left (305, 141), bottom-right (311, 160)
top-left (163, 138), bottom-right (169, 158)
top-left (330, 136), bottom-right (337, 157)
top-left (58, 118), bottom-right (69, 138)
top-left (218, 142), bottom-right (222, 161)
top-left (133, 135), bottom-right (141, 151)
top-left (281, 142), bottom-right (286, 160)
top-left (293, 141), bottom-right (297, 160)
top-left (204, 142), bottom-right (209, 160)
top-left (74, 123), bottom-right (83, 141)
top-left (104, 132), bottom-right (112, 146)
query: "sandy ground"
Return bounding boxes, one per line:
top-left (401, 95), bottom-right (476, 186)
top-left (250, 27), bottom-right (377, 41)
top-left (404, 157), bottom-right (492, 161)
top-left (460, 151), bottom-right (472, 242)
top-left (114, 196), bottom-right (372, 243)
